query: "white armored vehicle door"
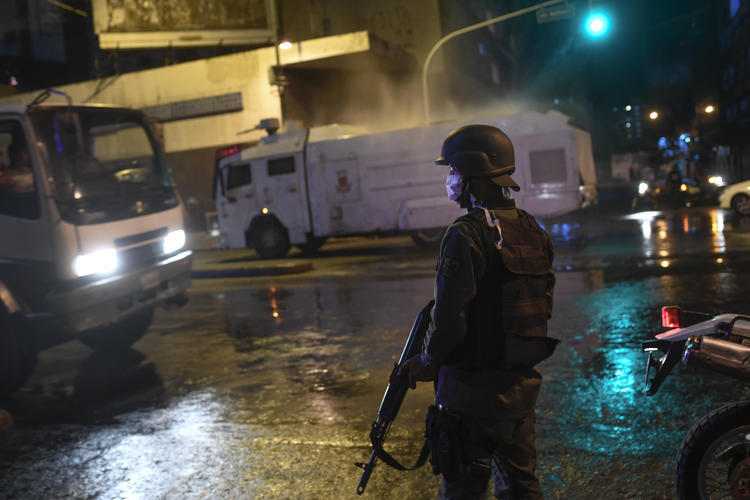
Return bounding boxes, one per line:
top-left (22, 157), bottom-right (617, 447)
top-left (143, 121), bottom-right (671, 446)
top-left (253, 151), bottom-right (310, 245)
top-left (217, 160), bottom-right (258, 249)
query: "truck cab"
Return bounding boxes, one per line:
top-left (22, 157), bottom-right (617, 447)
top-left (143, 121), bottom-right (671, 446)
top-left (0, 98), bottom-right (192, 397)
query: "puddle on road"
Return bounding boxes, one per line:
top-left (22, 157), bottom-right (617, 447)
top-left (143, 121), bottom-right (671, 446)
top-left (549, 208), bottom-right (750, 265)
top-left (6, 242), bottom-right (750, 497)
top-left (539, 267), bottom-right (750, 494)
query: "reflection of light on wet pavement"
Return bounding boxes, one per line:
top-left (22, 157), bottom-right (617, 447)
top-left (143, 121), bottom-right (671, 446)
top-left (711, 210), bottom-right (726, 253)
top-left (19, 390), bottom-right (262, 498)
top-left (269, 286), bottom-right (281, 322)
top-left (544, 278), bottom-right (692, 458)
top-left (640, 220), bottom-right (652, 240)
top-left (623, 211), bottom-right (661, 221)
top-left (547, 222), bottom-right (581, 246)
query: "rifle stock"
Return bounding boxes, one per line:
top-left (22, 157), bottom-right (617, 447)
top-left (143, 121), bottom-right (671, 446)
top-left (355, 300), bottom-right (434, 495)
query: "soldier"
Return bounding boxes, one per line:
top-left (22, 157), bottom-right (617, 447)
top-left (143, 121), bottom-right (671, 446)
top-left (399, 124), bottom-right (559, 499)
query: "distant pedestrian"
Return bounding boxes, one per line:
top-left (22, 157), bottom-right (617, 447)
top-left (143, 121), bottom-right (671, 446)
top-left (666, 165), bottom-right (682, 206)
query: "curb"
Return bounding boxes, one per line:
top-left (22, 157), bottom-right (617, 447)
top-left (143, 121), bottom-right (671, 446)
top-left (191, 260), bottom-right (313, 279)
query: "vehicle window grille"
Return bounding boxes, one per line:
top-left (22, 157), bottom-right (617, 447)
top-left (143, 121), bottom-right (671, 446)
top-left (227, 162), bottom-right (252, 189)
top-left (115, 227), bottom-right (168, 248)
top-left (118, 241), bottom-right (162, 271)
top-left (268, 156), bottom-right (295, 176)
top-left (529, 148), bottom-right (567, 184)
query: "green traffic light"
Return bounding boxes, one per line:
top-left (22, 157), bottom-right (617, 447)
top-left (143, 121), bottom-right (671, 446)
top-left (584, 11), bottom-right (610, 38)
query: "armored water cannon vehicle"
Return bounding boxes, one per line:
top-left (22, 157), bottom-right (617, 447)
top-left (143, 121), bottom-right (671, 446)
top-left (214, 111), bottom-right (597, 258)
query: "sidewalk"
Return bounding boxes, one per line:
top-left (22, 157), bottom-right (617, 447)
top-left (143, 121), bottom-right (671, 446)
top-left (187, 232), bottom-right (313, 279)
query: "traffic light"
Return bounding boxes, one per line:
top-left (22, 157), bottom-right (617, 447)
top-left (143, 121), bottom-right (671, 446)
top-left (583, 11), bottom-right (610, 38)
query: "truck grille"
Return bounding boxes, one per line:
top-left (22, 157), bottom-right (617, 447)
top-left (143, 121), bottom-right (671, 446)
top-left (118, 241), bottom-right (163, 271)
top-left (115, 227), bottom-right (168, 248)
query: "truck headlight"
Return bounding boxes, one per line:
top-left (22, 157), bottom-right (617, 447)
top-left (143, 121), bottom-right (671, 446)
top-left (163, 229), bottom-right (186, 254)
top-left (73, 249), bottom-right (118, 277)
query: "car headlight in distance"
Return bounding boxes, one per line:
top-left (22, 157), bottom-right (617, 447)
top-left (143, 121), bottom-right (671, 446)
top-left (163, 229), bottom-right (186, 254)
top-left (73, 249), bottom-right (118, 277)
top-left (708, 175), bottom-right (725, 186)
top-left (638, 182), bottom-right (649, 195)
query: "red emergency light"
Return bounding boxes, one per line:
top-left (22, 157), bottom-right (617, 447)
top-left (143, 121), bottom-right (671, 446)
top-left (216, 145), bottom-right (240, 159)
top-left (661, 306), bottom-right (681, 328)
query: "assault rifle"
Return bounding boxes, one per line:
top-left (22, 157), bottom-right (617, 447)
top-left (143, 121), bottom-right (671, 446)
top-left (355, 300), bottom-right (434, 495)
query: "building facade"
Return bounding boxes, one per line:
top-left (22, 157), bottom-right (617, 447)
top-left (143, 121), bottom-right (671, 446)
top-left (1, 0), bottom-right (533, 230)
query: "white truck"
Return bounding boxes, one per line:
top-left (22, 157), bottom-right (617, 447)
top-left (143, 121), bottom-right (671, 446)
top-left (0, 91), bottom-right (192, 397)
top-left (214, 111), bottom-right (597, 258)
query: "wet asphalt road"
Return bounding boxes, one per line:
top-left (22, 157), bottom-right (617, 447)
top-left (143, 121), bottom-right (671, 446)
top-left (2, 206), bottom-right (750, 499)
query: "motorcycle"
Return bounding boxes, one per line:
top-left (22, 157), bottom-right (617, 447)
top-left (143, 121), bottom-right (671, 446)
top-left (643, 306), bottom-right (750, 499)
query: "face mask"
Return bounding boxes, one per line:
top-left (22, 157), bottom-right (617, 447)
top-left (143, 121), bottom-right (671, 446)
top-left (446, 168), bottom-right (464, 203)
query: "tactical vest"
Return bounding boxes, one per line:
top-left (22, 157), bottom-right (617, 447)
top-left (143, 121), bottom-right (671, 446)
top-left (450, 207), bottom-right (559, 369)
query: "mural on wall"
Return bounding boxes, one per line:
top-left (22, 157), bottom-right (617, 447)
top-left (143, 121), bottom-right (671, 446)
top-left (93, 0), bottom-right (268, 31)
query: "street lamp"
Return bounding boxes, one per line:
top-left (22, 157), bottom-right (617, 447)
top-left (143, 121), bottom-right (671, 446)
top-left (649, 111), bottom-right (659, 120)
top-left (705, 105), bottom-right (715, 113)
top-left (421, 0), bottom-right (569, 124)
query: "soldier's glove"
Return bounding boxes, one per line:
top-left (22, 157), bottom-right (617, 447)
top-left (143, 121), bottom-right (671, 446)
top-left (397, 354), bottom-right (436, 389)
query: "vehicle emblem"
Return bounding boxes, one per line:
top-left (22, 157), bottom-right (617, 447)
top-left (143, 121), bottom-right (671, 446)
top-left (336, 170), bottom-right (351, 193)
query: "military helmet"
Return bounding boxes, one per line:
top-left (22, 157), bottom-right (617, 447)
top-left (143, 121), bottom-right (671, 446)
top-left (435, 124), bottom-right (519, 191)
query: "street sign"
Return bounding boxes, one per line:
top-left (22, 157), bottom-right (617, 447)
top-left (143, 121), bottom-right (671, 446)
top-left (536, 3), bottom-right (576, 23)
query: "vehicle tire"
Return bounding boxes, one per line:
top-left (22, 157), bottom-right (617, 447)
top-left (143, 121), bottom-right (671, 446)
top-left (79, 307), bottom-right (155, 352)
top-left (674, 400), bottom-right (750, 500)
top-left (732, 194), bottom-right (750, 216)
top-left (249, 219), bottom-right (290, 259)
top-left (0, 315), bottom-right (38, 398)
top-left (411, 228), bottom-right (446, 249)
top-left (296, 236), bottom-right (327, 255)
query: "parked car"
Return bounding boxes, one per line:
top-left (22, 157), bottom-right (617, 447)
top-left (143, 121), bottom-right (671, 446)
top-left (719, 179), bottom-right (750, 215)
top-left (633, 177), bottom-right (705, 210)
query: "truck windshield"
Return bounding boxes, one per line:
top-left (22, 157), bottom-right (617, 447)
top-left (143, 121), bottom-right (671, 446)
top-left (29, 107), bottom-right (178, 225)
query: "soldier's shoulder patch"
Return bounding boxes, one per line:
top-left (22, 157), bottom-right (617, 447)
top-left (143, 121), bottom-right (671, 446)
top-left (438, 256), bottom-right (461, 277)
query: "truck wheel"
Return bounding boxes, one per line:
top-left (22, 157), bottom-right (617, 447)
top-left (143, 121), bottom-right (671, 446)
top-left (0, 315), bottom-right (38, 398)
top-left (411, 228), bottom-right (445, 249)
top-left (296, 237), bottom-right (327, 255)
top-left (732, 194), bottom-right (750, 216)
top-left (250, 219), bottom-right (290, 259)
top-left (675, 401), bottom-right (750, 500)
top-left (79, 307), bottom-right (154, 352)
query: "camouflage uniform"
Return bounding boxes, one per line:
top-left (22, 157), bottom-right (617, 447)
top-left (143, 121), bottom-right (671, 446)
top-left (422, 198), bottom-right (557, 500)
